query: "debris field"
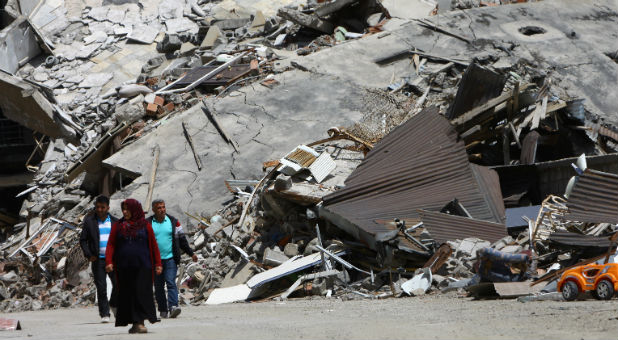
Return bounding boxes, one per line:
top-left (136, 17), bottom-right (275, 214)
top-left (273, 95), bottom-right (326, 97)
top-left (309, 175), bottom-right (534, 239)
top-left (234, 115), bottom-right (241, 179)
top-left (1, 0), bottom-right (618, 326)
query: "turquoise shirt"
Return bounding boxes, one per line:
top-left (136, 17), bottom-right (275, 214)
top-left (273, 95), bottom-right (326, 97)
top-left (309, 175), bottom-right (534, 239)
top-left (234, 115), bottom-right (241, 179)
top-left (151, 216), bottom-right (173, 260)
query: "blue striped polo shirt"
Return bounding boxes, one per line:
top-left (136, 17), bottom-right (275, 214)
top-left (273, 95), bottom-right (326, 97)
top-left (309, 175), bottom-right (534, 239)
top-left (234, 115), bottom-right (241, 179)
top-left (98, 215), bottom-right (112, 258)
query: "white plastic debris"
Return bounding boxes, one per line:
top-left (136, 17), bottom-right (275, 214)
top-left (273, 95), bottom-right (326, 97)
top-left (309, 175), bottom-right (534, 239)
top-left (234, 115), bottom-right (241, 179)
top-left (401, 268), bottom-right (432, 295)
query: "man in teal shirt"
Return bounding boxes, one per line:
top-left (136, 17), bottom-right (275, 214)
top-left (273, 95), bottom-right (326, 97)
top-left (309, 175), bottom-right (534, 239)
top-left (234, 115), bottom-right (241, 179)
top-left (148, 199), bottom-right (197, 319)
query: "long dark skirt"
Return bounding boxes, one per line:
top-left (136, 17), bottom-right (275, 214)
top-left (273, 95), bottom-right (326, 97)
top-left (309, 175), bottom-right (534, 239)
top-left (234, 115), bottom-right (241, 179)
top-left (114, 266), bottom-right (158, 326)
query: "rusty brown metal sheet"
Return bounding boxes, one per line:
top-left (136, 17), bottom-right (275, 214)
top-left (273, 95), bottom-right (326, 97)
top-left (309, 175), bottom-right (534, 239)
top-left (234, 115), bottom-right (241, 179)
top-left (418, 210), bottom-right (507, 244)
top-left (322, 107), bottom-right (505, 249)
top-left (520, 130), bottom-right (540, 165)
top-left (446, 63), bottom-right (506, 120)
top-left (566, 169), bottom-right (618, 224)
top-left (470, 164), bottom-right (506, 223)
top-left (423, 243), bottom-right (453, 273)
top-left (548, 231), bottom-right (612, 249)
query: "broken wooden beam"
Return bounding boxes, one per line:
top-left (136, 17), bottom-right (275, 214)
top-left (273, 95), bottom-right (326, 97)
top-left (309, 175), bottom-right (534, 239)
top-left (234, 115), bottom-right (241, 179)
top-left (452, 83), bottom-right (533, 133)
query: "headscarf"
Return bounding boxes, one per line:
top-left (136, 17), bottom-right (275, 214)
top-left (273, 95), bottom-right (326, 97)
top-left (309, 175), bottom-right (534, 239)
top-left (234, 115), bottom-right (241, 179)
top-left (118, 198), bottom-right (148, 238)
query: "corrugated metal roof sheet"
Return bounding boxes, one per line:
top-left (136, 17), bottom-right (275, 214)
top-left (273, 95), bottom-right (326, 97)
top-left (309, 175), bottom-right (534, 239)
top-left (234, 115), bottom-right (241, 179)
top-left (493, 153), bottom-right (618, 206)
top-left (322, 107), bottom-right (505, 248)
top-left (566, 169), bottom-right (618, 223)
top-left (418, 210), bottom-right (507, 244)
top-left (446, 63), bottom-right (506, 120)
top-left (548, 231), bottom-right (612, 249)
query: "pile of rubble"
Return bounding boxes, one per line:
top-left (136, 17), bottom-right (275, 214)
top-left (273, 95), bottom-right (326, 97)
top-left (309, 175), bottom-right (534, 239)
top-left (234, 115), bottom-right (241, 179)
top-left (1, 0), bottom-right (618, 313)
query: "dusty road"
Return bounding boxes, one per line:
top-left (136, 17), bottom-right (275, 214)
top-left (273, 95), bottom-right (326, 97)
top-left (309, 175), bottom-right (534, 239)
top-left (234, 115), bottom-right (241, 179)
top-left (1, 293), bottom-right (617, 339)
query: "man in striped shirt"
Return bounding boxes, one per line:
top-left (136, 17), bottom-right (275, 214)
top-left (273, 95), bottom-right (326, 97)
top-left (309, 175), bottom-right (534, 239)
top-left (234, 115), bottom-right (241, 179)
top-left (79, 195), bottom-right (118, 323)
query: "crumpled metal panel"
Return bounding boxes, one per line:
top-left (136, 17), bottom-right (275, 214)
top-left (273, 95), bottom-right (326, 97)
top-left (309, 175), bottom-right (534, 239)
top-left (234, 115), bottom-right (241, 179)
top-left (446, 63), bottom-right (506, 120)
top-left (548, 231), bottom-right (612, 249)
top-left (322, 107), bottom-right (505, 248)
top-left (566, 169), bottom-right (618, 224)
top-left (418, 210), bottom-right (507, 245)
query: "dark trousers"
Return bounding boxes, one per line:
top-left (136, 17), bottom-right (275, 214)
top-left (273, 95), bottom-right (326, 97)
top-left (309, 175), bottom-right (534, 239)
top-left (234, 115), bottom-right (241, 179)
top-left (92, 258), bottom-right (116, 317)
top-left (154, 258), bottom-right (179, 312)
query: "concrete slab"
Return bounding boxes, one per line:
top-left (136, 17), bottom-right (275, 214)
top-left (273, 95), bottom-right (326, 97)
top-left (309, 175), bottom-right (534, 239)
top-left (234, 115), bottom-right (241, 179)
top-left (292, 0), bottom-right (618, 126)
top-left (103, 70), bottom-right (368, 220)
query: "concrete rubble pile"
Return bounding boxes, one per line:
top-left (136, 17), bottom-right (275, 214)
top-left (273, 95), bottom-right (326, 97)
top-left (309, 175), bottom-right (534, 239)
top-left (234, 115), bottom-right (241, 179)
top-left (1, 0), bottom-right (618, 312)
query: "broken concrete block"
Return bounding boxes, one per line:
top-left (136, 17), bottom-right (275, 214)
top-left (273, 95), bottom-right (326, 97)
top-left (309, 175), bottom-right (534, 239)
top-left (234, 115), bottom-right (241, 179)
top-left (274, 174), bottom-right (292, 192)
top-left (179, 42), bottom-right (197, 55)
top-left (114, 94), bottom-right (145, 123)
top-left (84, 30), bottom-right (108, 44)
top-left (456, 238), bottom-right (490, 259)
top-left (200, 26), bottom-right (222, 49)
top-left (262, 247), bottom-right (289, 267)
top-left (264, 16), bottom-right (279, 34)
top-left (0, 271), bottom-right (18, 283)
top-left (250, 11), bottom-right (266, 31)
top-left (283, 243), bottom-right (299, 257)
top-left (277, 8), bottom-right (334, 34)
top-left (144, 93), bottom-right (156, 104)
top-left (194, 233), bottom-right (205, 249)
top-left (33, 72), bottom-right (49, 82)
top-left (128, 24), bottom-right (160, 44)
top-left (221, 261), bottom-right (255, 288)
top-left (213, 18), bottom-right (251, 30)
top-left (157, 34), bottom-right (182, 53)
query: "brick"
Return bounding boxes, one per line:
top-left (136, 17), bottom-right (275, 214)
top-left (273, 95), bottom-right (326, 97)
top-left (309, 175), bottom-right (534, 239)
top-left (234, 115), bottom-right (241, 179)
top-left (146, 103), bottom-right (159, 116)
top-left (153, 96), bottom-right (165, 106)
top-left (163, 102), bottom-right (175, 112)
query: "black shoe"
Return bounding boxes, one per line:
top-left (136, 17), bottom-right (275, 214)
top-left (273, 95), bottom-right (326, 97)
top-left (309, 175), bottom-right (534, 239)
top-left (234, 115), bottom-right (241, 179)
top-left (169, 307), bottom-right (181, 318)
top-left (160, 311), bottom-right (169, 320)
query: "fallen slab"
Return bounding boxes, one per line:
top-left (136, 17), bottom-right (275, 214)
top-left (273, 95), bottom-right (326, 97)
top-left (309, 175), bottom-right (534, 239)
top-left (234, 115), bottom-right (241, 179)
top-left (103, 70), bottom-right (367, 220)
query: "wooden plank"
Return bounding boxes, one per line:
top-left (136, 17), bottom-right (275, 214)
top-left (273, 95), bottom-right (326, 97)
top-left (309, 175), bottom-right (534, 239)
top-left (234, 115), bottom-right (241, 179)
top-left (452, 83), bottom-right (533, 132)
top-left (531, 96), bottom-right (548, 130)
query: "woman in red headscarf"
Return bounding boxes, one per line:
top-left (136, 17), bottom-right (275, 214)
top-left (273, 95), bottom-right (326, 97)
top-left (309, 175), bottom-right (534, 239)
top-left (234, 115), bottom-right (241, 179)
top-left (105, 199), bottom-right (162, 334)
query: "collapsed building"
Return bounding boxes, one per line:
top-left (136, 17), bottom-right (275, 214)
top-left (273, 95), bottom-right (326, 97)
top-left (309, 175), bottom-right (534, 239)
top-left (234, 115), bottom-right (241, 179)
top-left (1, 0), bottom-right (618, 312)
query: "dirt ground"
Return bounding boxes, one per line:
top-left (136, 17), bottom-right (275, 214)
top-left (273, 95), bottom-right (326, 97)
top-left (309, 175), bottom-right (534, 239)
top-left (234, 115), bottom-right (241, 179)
top-left (1, 292), bottom-right (617, 339)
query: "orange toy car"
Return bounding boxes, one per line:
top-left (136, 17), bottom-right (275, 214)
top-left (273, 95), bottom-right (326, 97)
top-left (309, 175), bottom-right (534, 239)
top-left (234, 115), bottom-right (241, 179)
top-left (558, 263), bottom-right (618, 301)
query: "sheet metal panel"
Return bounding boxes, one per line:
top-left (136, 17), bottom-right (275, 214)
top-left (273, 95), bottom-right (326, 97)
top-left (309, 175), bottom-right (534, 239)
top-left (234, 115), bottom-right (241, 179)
top-left (418, 210), bottom-right (507, 244)
top-left (446, 63), bottom-right (506, 120)
top-left (322, 107), bottom-right (505, 247)
top-left (566, 169), bottom-right (618, 224)
top-left (548, 231), bottom-right (612, 249)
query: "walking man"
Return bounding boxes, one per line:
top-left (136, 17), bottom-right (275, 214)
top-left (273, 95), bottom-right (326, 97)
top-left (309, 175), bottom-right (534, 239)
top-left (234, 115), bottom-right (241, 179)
top-left (147, 199), bottom-right (197, 319)
top-left (79, 195), bottom-right (117, 323)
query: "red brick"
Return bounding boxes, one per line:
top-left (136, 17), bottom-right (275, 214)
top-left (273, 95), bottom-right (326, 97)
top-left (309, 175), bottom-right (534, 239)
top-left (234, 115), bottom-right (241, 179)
top-left (153, 96), bottom-right (165, 106)
top-left (146, 103), bottom-right (159, 116)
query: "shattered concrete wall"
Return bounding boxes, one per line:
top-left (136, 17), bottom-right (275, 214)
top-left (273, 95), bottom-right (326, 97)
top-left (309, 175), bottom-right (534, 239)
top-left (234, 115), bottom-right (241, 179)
top-left (0, 72), bottom-right (78, 143)
top-left (103, 70), bottom-right (371, 220)
top-left (0, 17), bottom-right (42, 73)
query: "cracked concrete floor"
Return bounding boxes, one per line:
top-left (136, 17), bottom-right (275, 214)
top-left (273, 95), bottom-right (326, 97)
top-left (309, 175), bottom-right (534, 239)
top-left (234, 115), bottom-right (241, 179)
top-left (103, 70), bottom-right (368, 220)
top-left (2, 294), bottom-right (617, 339)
